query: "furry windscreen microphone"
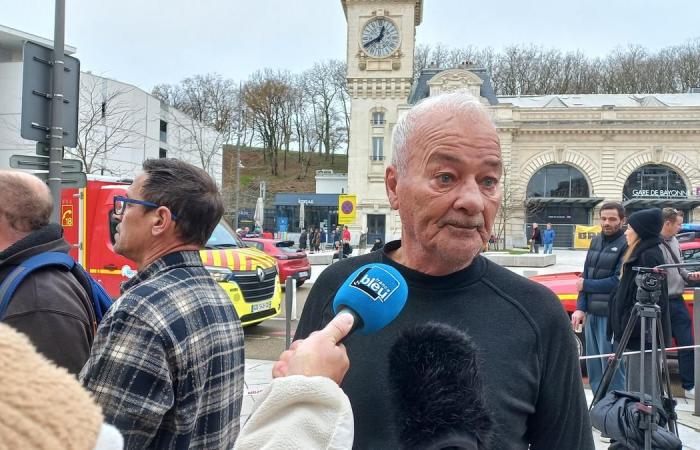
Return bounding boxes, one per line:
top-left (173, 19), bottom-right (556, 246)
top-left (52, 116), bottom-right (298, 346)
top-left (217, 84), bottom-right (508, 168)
top-left (389, 322), bottom-right (494, 450)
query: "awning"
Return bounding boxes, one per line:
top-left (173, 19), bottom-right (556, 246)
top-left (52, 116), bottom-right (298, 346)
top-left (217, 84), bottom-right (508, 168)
top-left (623, 198), bottom-right (700, 210)
top-left (526, 197), bottom-right (606, 208)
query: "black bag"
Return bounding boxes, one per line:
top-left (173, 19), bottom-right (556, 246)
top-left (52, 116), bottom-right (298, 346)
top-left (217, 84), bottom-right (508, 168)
top-left (590, 390), bottom-right (681, 449)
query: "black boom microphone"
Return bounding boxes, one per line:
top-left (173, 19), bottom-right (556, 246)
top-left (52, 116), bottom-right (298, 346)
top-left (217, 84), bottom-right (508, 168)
top-left (388, 322), bottom-right (494, 450)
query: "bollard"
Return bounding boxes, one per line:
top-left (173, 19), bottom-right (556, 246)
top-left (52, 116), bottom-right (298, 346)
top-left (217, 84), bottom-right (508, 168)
top-left (285, 277), bottom-right (294, 350)
top-left (695, 288), bottom-right (700, 416)
top-left (291, 280), bottom-right (298, 321)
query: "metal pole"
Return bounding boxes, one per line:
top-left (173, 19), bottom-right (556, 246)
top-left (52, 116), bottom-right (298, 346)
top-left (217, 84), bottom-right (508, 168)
top-left (285, 277), bottom-right (294, 349)
top-left (233, 127), bottom-right (242, 229)
top-left (233, 83), bottom-right (243, 229)
top-left (694, 287), bottom-right (700, 416)
top-left (48, 0), bottom-right (66, 223)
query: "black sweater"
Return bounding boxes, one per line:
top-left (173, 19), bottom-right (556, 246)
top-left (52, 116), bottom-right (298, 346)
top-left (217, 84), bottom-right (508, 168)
top-left (296, 241), bottom-right (594, 450)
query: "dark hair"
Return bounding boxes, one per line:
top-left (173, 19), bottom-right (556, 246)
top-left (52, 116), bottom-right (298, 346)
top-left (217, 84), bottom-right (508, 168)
top-left (141, 158), bottom-right (223, 247)
top-left (599, 202), bottom-right (625, 219)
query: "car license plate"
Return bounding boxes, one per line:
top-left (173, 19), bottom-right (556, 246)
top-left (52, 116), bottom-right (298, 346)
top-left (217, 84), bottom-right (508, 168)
top-left (297, 271), bottom-right (308, 278)
top-left (252, 301), bottom-right (271, 313)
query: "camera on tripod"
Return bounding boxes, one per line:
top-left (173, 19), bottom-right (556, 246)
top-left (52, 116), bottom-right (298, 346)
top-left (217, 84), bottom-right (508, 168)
top-left (633, 266), bottom-right (667, 305)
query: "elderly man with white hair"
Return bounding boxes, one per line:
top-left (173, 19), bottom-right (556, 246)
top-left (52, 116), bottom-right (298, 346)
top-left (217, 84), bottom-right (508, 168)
top-left (296, 91), bottom-right (594, 449)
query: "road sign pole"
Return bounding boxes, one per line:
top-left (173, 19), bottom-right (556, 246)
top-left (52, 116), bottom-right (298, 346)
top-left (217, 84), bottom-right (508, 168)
top-left (48, 0), bottom-right (66, 223)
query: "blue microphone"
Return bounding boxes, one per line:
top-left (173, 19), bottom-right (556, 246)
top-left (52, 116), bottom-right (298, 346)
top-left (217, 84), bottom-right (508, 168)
top-left (332, 263), bottom-right (408, 337)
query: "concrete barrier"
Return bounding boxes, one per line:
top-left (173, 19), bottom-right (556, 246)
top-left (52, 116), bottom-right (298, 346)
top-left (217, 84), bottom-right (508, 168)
top-left (482, 252), bottom-right (556, 267)
top-left (308, 252), bottom-right (334, 265)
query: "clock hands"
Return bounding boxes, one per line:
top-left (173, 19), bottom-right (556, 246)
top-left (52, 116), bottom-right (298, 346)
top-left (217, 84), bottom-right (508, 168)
top-left (363, 25), bottom-right (386, 50)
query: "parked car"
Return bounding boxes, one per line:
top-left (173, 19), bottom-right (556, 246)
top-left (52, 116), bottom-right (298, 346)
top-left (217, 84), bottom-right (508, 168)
top-left (243, 238), bottom-right (312, 287)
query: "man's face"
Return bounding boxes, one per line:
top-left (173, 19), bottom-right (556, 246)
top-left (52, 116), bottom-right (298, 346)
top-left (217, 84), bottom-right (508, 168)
top-left (113, 173), bottom-right (153, 263)
top-left (663, 215), bottom-right (683, 237)
top-left (386, 109), bottom-right (502, 274)
top-left (599, 208), bottom-right (622, 236)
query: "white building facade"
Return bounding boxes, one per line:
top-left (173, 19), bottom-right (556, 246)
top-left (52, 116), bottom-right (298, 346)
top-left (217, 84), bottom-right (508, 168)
top-left (0, 25), bottom-right (222, 182)
top-left (342, 0), bottom-right (700, 248)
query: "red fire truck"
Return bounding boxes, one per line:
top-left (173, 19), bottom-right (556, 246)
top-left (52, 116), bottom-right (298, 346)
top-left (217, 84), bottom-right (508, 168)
top-left (59, 177), bottom-right (282, 326)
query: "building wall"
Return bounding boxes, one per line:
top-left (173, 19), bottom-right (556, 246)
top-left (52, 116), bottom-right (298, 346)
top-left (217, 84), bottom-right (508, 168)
top-left (0, 39), bottom-right (222, 183)
top-left (316, 172), bottom-right (348, 194)
top-left (342, 0), bottom-right (700, 247)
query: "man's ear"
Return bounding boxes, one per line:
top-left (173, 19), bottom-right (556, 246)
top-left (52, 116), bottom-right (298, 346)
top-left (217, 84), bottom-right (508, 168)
top-left (385, 165), bottom-right (400, 211)
top-left (151, 206), bottom-right (175, 237)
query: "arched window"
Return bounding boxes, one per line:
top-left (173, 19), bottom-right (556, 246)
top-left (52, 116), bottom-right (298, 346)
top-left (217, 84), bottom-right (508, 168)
top-left (623, 165), bottom-right (687, 201)
top-left (526, 164), bottom-right (589, 198)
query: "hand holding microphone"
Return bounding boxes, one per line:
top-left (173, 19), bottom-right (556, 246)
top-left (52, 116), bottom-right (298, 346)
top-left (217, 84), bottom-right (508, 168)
top-left (273, 313), bottom-right (354, 384)
top-left (275, 263), bottom-right (409, 384)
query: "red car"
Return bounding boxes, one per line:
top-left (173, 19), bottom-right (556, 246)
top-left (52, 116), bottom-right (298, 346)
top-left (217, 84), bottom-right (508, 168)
top-left (243, 238), bottom-right (311, 287)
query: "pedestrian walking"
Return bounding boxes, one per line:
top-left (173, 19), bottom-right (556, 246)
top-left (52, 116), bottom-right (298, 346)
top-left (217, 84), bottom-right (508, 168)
top-left (543, 223), bottom-right (556, 254)
top-left (529, 223), bottom-right (542, 253)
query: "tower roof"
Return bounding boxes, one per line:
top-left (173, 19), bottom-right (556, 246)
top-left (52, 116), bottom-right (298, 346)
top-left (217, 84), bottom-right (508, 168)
top-left (340, 0), bottom-right (422, 26)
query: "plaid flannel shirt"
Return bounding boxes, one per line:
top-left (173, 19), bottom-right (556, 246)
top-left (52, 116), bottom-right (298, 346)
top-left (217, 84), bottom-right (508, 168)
top-left (80, 251), bottom-right (244, 449)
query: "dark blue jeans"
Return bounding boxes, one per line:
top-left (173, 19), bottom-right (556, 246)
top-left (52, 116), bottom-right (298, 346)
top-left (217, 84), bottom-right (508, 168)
top-left (669, 296), bottom-right (695, 390)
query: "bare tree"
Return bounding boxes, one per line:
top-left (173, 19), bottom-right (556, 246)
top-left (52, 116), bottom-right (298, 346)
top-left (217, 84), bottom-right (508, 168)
top-left (70, 77), bottom-right (142, 175)
top-left (152, 73), bottom-right (239, 175)
top-left (494, 168), bottom-right (523, 250)
top-left (413, 39), bottom-right (700, 95)
top-left (243, 69), bottom-right (293, 176)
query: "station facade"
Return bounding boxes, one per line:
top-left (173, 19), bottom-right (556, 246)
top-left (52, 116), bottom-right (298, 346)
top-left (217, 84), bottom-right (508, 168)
top-left (341, 0), bottom-right (700, 247)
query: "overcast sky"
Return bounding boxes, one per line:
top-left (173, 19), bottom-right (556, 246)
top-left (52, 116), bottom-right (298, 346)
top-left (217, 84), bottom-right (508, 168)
top-left (3, 0), bottom-right (699, 92)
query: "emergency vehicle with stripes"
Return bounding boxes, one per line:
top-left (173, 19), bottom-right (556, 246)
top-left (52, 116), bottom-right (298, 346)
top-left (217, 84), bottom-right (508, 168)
top-left (60, 177), bottom-right (282, 326)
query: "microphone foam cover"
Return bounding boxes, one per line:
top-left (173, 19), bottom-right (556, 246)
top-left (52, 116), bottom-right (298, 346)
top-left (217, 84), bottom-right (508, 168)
top-left (389, 322), bottom-right (494, 449)
top-left (332, 263), bottom-right (408, 335)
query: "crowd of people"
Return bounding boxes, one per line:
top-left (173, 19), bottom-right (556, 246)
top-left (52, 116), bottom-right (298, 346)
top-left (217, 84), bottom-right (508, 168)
top-left (2, 90), bottom-right (698, 449)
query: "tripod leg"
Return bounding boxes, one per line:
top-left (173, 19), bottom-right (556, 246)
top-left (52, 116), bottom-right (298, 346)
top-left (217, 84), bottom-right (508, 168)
top-left (591, 307), bottom-right (640, 407)
top-left (655, 317), bottom-right (678, 436)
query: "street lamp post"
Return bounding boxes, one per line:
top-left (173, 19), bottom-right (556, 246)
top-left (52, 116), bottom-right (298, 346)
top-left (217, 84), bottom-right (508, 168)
top-left (234, 126), bottom-right (241, 230)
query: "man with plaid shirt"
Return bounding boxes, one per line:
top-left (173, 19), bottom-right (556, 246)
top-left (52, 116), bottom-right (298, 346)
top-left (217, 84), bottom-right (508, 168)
top-left (80, 159), bottom-right (244, 449)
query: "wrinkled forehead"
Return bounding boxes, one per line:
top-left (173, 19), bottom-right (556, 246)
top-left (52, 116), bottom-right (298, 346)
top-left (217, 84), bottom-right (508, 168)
top-left (406, 109), bottom-right (501, 163)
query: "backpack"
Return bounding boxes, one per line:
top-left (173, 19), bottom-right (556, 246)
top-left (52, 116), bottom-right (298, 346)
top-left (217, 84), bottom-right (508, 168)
top-left (0, 252), bottom-right (113, 328)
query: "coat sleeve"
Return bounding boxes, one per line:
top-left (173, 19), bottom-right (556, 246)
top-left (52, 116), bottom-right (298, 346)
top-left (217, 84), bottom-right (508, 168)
top-left (80, 308), bottom-right (174, 448)
top-left (234, 376), bottom-right (353, 450)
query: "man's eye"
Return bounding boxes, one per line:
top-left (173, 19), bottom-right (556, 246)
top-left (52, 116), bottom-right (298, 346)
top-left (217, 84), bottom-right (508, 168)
top-left (483, 178), bottom-right (498, 187)
top-left (438, 174), bottom-right (453, 184)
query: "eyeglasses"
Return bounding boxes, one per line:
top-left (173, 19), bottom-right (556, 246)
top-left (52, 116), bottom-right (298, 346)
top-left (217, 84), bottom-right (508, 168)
top-left (113, 195), bottom-right (177, 220)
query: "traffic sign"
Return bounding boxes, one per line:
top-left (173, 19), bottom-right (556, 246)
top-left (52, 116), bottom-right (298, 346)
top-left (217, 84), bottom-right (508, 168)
top-left (32, 171), bottom-right (86, 188)
top-left (9, 154), bottom-right (83, 172)
top-left (21, 41), bottom-right (80, 148)
top-left (338, 194), bottom-right (357, 225)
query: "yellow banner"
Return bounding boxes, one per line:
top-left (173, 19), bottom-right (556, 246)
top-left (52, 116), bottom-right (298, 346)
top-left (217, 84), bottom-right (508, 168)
top-left (338, 195), bottom-right (357, 225)
top-left (574, 224), bottom-right (602, 249)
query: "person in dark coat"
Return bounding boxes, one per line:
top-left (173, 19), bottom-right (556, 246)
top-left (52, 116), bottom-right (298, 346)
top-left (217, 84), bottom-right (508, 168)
top-left (608, 208), bottom-right (670, 396)
top-left (298, 229), bottom-right (307, 251)
top-left (529, 223), bottom-right (542, 253)
top-left (0, 171), bottom-right (94, 375)
top-left (370, 238), bottom-right (383, 252)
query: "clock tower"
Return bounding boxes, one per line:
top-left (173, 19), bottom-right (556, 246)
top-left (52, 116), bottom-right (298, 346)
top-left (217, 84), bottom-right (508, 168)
top-left (341, 0), bottom-right (422, 245)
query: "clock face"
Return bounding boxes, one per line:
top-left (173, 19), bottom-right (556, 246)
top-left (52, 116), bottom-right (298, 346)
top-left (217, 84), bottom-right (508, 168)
top-left (361, 18), bottom-right (400, 58)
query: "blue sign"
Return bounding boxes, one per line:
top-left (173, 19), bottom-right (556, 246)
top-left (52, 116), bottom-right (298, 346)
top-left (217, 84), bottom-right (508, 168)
top-left (277, 216), bottom-right (289, 232)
